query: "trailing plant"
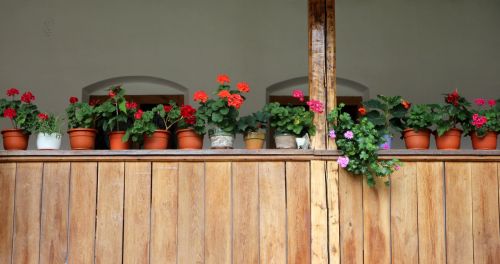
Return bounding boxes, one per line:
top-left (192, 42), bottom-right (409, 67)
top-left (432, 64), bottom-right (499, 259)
top-left (362, 95), bottom-right (410, 137)
top-left (237, 110), bottom-right (269, 134)
top-left (465, 98), bottom-right (499, 137)
top-left (327, 104), bottom-right (401, 187)
top-left (33, 112), bottom-right (62, 135)
top-left (432, 89), bottom-right (471, 136)
top-left (0, 88), bottom-right (39, 133)
top-left (403, 104), bottom-right (435, 131)
top-left (65, 96), bottom-right (97, 129)
top-left (95, 86), bottom-right (136, 133)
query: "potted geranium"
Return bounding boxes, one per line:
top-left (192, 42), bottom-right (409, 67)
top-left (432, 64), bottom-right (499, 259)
top-left (401, 104), bottom-right (435, 149)
top-left (65, 96), bottom-right (98, 150)
top-left (194, 74), bottom-right (249, 149)
top-left (466, 98), bottom-right (499, 150)
top-left (432, 89), bottom-right (471, 150)
top-left (175, 104), bottom-right (205, 149)
top-left (34, 113), bottom-right (63, 150)
top-left (0, 88), bottom-right (39, 150)
top-left (237, 110), bottom-right (269, 149)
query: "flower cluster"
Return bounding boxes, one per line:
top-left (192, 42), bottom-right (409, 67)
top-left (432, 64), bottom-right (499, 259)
top-left (401, 99), bottom-right (411, 109)
top-left (358, 107), bottom-right (366, 116)
top-left (3, 107), bottom-right (16, 119)
top-left (69, 97), bottom-right (78, 104)
top-left (474, 98), bottom-right (496, 107)
top-left (471, 113), bottom-right (487, 128)
top-left (292, 90), bottom-right (305, 102)
top-left (6, 88), bottom-right (19, 97)
top-left (126, 101), bottom-right (138, 110)
top-left (445, 89), bottom-right (460, 106)
top-left (194, 91), bottom-right (208, 103)
top-left (37, 113), bottom-right (49, 121)
top-left (306, 100), bottom-right (324, 113)
top-left (134, 109), bottom-right (144, 120)
top-left (180, 105), bottom-right (196, 125)
top-left (337, 156), bottom-right (350, 168)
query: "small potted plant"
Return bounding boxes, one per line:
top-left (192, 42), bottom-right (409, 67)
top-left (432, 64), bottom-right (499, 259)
top-left (432, 89), bottom-right (471, 150)
top-left (362, 95), bottom-right (409, 149)
top-left (237, 110), bottom-right (269, 149)
top-left (466, 98), bottom-right (499, 150)
top-left (65, 96), bottom-right (98, 150)
top-left (194, 74), bottom-right (249, 149)
top-left (401, 104), bottom-right (435, 149)
top-left (176, 104), bottom-right (205, 149)
top-left (34, 112), bottom-right (63, 150)
top-left (0, 88), bottom-right (39, 150)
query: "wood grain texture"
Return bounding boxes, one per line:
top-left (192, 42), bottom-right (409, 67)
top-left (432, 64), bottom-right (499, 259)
top-left (232, 162), bottom-right (260, 264)
top-left (205, 162), bottom-right (232, 264)
top-left (95, 162), bottom-right (125, 264)
top-left (151, 162), bottom-right (178, 264)
top-left (445, 162), bottom-right (473, 264)
top-left (12, 162), bottom-right (43, 264)
top-left (311, 160), bottom-right (328, 264)
top-left (286, 162), bottom-right (311, 264)
top-left (0, 163), bottom-right (16, 264)
top-left (40, 162), bottom-right (71, 264)
top-left (68, 162), bottom-right (98, 264)
top-left (327, 161), bottom-right (340, 264)
top-left (417, 162), bottom-right (445, 264)
top-left (471, 162), bottom-right (500, 263)
top-left (390, 162), bottom-right (418, 264)
top-left (363, 176), bottom-right (390, 264)
top-left (123, 162), bottom-right (151, 264)
top-left (259, 162), bottom-right (286, 264)
top-left (177, 162), bottom-right (205, 264)
top-left (326, 0), bottom-right (337, 150)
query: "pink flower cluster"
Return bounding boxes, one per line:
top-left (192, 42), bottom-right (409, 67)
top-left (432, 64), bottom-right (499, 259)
top-left (474, 98), bottom-right (496, 107)
top-left (306, 100), bottom-right (324, 113)
top-left (471, 113), bottom-right (488, 128)
top-left (292, 90), bottom-right (304, 102)
top-left (337, 156), bottom-right (349, 168)
top-left (329, 129), bottom-right (336, 139)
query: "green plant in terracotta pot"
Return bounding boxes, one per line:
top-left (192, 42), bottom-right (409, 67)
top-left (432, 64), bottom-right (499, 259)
top-left (0, 88), bottom-right (39, 150)
top-left (237, 110), bottom-right (270, 149)
top-left (465, 98), bottom-right (499, 150)
top-left (65, 96), bottom-right (99, 150)
top-left (401, 104), bottom-right (435, 149)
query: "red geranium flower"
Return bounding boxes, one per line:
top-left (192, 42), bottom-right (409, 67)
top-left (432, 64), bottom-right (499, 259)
top-left (108, 90), bottom-right (116, 98)
top-left (227, 94), bottom-right (244, 109)
top-left (21, 91), bottom-right (35, 103)
top-left (6, 88), bottom-right (19, 97)
top-left (358, 107), bottom-right (367, 116)
top-left (126, 101), bottom-right (138, 110)
top-left (164, 105), bottom-right (173, 112)
top-left (134, 109), bottom-right (144, 120)
top-left (38, 113), bottom-right (49, 121)
top-left (180, 105), bottom-right (196, 118)
top-left (185, 115), bottom-right (196, 125)
top-left (488, 99), bottom-right (496, 107)
top-left (474, 98), bottom-right (485, 106)
top-left (218, 90), bottom-right (231, 98)
top-left (236, 82), bottom-right (250, 93)
top-left (69, 97), bottom-right (79, 104)
top-left (3, 108), bottom-right (16, 119)
top-left (401, 100), bottom-right (411, 109)
top-left (216, 74), bottom-right (231, 85)
top-left (193, 90), bottom-right (208, 103)
top-left (445, 89), bottom-right (460, 106)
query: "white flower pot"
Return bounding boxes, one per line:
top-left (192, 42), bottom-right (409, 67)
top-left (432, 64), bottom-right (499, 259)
top-left (37, 133), bottom-right (62, 150)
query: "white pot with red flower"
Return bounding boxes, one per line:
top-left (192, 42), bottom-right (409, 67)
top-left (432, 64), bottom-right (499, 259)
top-left (34, 113), bottom-right (63, 150)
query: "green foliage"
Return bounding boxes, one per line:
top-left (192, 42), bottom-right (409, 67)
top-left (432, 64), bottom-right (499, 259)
top-left (197, 97), bottom-right (240, 134)
top-left (66, 102), bottom-right (96, 129)
top-left (0, 97), bottom-right (39, 133)
top-left (466, 98), bottom-right (500, 137)
top-left (264, 102), bottom-right (316, 136)
top-left (236, 110), bottom-right (269, 134)
top-left (34, 114), bottom-right (62, 134)
top-left (363, 95), bottom-right (409, 137)
top-left (95, 86), bottom-right (134, 133)
top-left (327, 104), bottom-right (401, 187)
top-left (403, 104), bottom-right (435, 131)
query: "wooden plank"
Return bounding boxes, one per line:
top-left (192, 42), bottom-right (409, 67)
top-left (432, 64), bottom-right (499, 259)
top-left (205, 162), bottom-right (232, 264)
top-left (177, 162), bottom-right (205, 264)
top-left (0, 163), bottom-right (16, 264)
top-left (232, 162), bottom-right (260, 264)
top-left (39, 162), bottom-right (71, 264)
top-left (471, 162), bottom-right (500, 263)
top-left (259, 162), bottom-right (286, 263)
top-left (12, 162), bottom-right (43, 264)
top-left (326, 0), bottom-right (337, 150)
top-left (390, 162), bottom-right (418, 264)
top-left (123, 162), bottom-right (152, 264)
top-left (327, 161), bottom-right (340, 264)
top-left (311, 160), bottom-right (328, 264)
top-left (151, 162), bottom-right (178, 264)
top-left (417, 162), bottom-right (445, 264)
top-left (68, 162), bottom-right (98, 264)
top-left (445, 162), bottom-right (473, 264)
top-left (363, 176), bottom-right (390, 264)
top-left (286, 161), bottom-right (311, 264)
top-left (95, 162), bottom-right (125, 264)
top-left (339, 168), bottom-right (363, 264)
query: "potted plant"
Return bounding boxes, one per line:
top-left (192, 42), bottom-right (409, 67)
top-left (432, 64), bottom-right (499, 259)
top-left (432, 89), bottom-right (471, 150)
top-left (65, 96), bottom-right (98, 150)
top-left (95, 86), bottom-right (136, 150)
top-left (362, 95), bottom-right (409, 149)
top-left (34, 112), bottom-right (63, 150)
top-left (401, 104), bottom-right (435, 149)
top-left (237, 110), bottom-right (269, 149)
top-left (466, 98), bottom-right (499, 150)
top-left (175, 104), bottom-right (205, 149)
top-left (194, 74), bottom-right (249, 149)
top-left (0, 88), bottom-right (39, 150)
top-left (327, 104), bottom-right (401, 186)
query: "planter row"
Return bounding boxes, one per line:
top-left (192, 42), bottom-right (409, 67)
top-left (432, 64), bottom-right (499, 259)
top-left (403, 128), bottom-right (498, 150)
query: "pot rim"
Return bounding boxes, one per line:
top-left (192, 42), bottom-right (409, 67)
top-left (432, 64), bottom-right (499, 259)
top-left (470, 131), bottom-right (498, 137)
top-left (403, 128), bottom-right (431, 133)
top-left (108, 131), bottom-right (127, 135)
top-left (432, 128), bottom-right (463, 135)
top-left (1, 128), bottom-right (28, 134)
top-left (176, 128), bottom-right (200, 135)
top-left (68, 128), bottom-right (98, 133)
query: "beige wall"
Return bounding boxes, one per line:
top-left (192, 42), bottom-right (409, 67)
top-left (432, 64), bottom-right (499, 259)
top-left (0, 0), bottom-right (498, 148)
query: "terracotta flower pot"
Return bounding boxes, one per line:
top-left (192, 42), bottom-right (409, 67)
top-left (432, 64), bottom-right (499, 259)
top-left (471, 131), bottom-right (498, 150)
top-left (403, 128), bottom-right (431, 150)
top-left (68, 128), bottom-right (97, 150)
top-left (108, 131), bottom-right (130, 150)
top-left (2, 129), bottom-right (29, 150)
top-left (176, 128), bottom-right (203, 149)
top-left (244, 131), bottom-right (266, 149)
top-left (143, 130), bottom-right (170, 150)
top-left (434, 128), bottom-right (463, 150)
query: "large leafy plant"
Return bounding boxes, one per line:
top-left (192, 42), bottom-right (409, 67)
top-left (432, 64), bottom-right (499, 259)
top-left (237, 110), bottom-right (269, 134)
top-left (466, 98), bottom-right (499, 137)
top-left (362, 95), bottom-right (409, 137)
top-left (403, 104), bottom-right (435, 131)
top-left (65, 97), bottom-right (97, 129)
top-left (95, 86), bottom-right (136, 133)
top-left (327, 104), bottom-right (401, 187)
top-left (433, 89), bottom-right (471, 136)
top-left (34, 113), bottom-right (62, 134)
top-left (0, 88), bottom-right (39, 133)
top-left (264, 102), bottom-right (316, 136)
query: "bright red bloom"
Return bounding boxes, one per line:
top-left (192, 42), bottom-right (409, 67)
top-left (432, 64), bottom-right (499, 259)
top-left (3, 108), bottom-right (16, 119)
top-left (6, 88), bottom-right (19, 97)
top-left (216, 74), bottom-right (231, 85)
top-left (445, 89), bottom-right (460, 106)
top-left (126, 101), bottom-right (138, 110)
top-left (236, 82), bottom-right (250, 93)
top-left (134, 109), bottom-right (144, 120)
top-left (37, 113), bottom-right (49, 121)
top-left (474, 98), bottom-right (485, 106)
top-left (193, 90), bottom-right (208, 103)
top-left (108, 90), bottom-right (116, 98)
top-left (184, 115), bottom-right (196, 125)
top-left (164, 105), bottom-right (173, 112)
top-left (471, 113), bottom-right (488, 128)
top-left (488, 99), bottom-right (496, 107)
top-left (69, 97), bottom-right (79, 104)
top-left (180, 105), bottom-right (196, 118)
top-left (227, 94), bottom-right (244, 109)
top-left (307, 100), bottom-right (324, 113)
top-left (218, 90), bottom-right (231, 98)
top-left (358, 107), bottom-right (367, 116)
top-left (401, 100), bottom-right (411, 109)
top-left (292, 90), bottom-right (305, 102)
top-left (20, 91), bottom-right (35, 103)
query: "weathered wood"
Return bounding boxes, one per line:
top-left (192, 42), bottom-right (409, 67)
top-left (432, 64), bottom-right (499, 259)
top-left (95, 162), bottom-right (125, 264)
top-left (286, 162), bottom-right (311, 264)
top-left (471, 162), bottom-right (500, 263)
top-left (259, 162), bottom-right (287, 263)
top-left (311, 160), bottom-right (328, 264)
top-left (390, 162), bottom-right (418, 264)
top-left (12, 162), bottom-right (43, 264)
top-left (123, 162), bottom-right (151, 264)
top-left (40, 162), bottom-right (71, 264)
top-left (0, 163), bottom-right (16, 264)
top-left (327, 161), bottom-right (340, 264)
top-left (177, 162), bottom-right (205, 264)
top-left (151, 162), bottom-right (178, 264)
top-left (445, 162), bottom-right (473, 264)
top-left (326, 0), bottom-right (337, 150)
top-left (417, 162), bottom-right (445, 264)
top-left (205, 162), bottom-right (232, 264)
top-left (68, 162), bottom-right (98, 264)
top-left (232, 162), bottom-right (260, 264)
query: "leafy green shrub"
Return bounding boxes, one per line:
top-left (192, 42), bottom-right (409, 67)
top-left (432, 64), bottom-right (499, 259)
top-left (362, 95), bottom-right (409, 137)
top-left (403, 104), bottom-right (435, 131)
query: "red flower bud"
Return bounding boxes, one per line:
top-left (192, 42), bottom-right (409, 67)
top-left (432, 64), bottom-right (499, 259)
top-left (6, 88), bottom-right (19, 97)
top-left (21, 91), bottom-right (35, 103)
top-left (3, 108), bottom-right (16, 119)
top-left (69, 97), bottom-right (79, 104)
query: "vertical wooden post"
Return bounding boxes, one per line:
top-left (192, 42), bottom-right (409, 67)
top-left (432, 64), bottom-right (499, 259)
top-left (325, 0), bottom-right (337, 150)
